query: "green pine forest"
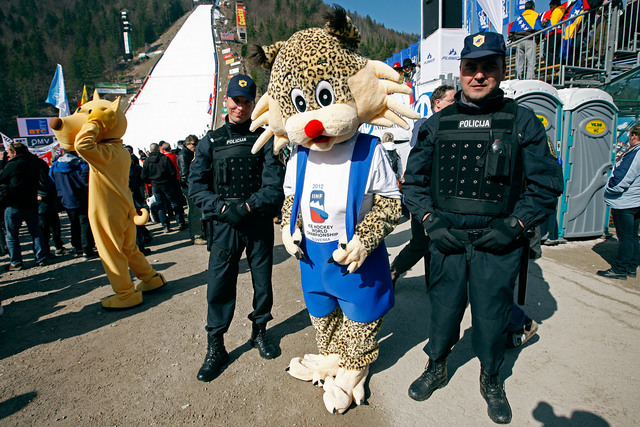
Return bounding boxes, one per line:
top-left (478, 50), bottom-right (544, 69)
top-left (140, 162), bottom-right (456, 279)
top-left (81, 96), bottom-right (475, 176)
top-left (0, 0), bottom-right (417, 137)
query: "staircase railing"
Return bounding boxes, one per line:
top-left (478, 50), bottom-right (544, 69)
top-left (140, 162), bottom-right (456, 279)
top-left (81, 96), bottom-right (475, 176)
top-left (505, 0), bottom-right (639, 87)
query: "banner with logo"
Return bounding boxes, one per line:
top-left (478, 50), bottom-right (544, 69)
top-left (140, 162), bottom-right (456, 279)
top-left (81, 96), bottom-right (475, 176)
top-left (419, 29), bottom-right (467, 85)
top-left (13, 136), bottom-right (62, 164)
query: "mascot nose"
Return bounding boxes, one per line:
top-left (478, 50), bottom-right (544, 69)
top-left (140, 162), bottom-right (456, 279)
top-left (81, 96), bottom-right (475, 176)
top-left (50, 117), bottom-right (63, 131)
top-left (304, 120), bottom-right (325, 139)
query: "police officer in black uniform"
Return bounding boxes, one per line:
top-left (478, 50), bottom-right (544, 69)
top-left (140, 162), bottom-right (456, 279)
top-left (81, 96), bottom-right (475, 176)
top-left (189, 74), bottom-right (285, 382)
top-left (402, 33), bottom-right (563, 424)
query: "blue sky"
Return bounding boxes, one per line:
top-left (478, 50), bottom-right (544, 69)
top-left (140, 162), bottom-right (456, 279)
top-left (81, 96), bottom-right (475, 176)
top-left (326, 0), bottom-right (421, 35)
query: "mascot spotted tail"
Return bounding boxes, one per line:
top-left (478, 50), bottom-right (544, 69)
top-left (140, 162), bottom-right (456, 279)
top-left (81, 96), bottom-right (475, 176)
top-left (249, 5), bottom-right (419, 414)
top-left (50, 91), bottom-right (166, 310)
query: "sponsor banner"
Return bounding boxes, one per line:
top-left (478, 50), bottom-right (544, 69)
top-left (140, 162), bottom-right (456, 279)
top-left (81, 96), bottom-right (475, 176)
top-left (229, 68), bottom-right (240, 76)
top-left (222, 48), bottom-right (231, 54)
top-left (230, 61), bottom-right (241, 67)
top-left (419, 29), bottom-right (466, 85)
top-left (236, 5), bottom-right (246, 27)
top-left (223, 53), bottom-right (233, 60)
top-left (95, 82), bottom-right (127, 95)
top-left (222, 107), bottom-right (228, 113)
top-left (17, 117), bottom-right (55, 137)
top-left (13, 135), bottom-right (62, 163)
top-left (225, 58), bottom-right (234, 65)
top-left (221, 32), bottom-right (234, 41)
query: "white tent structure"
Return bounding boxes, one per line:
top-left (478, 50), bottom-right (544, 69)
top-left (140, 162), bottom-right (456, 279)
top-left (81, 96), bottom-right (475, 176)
top-left (123, 4), bottom-right (216, 152)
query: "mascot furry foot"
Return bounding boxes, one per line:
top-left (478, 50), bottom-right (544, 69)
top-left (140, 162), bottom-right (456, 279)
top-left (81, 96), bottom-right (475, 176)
top-left (287, 353), bottom-right (340, 386)
top-left (322, 366), bottom-right (369, 414)
top-left (101, 291), bottom-right (143, 310)
top-left (136, 273), bottom-right (167, 293)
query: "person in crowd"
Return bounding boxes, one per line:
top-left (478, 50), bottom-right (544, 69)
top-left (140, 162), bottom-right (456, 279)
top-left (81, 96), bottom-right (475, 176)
top-left (141, 142), bottom-right (187, 232)
top-left (189, 74), bottom-right (285, 382)
top-left (541, 0), bottom-right (566, 63)
top-left (178, 135), bottom-right (205, 245)
top-left (49, 150), bottom-right (97, 260)
top-left (37, 162), bottom-right (66, 256)
top-left (0, 142), bottom-right (49, 269)
top-left (390, 85), bottom-right (455, 286)
top-left (402, 32), bottom-right (563, 423)
top-left (125, 145), bottom-right (152, 255)
top-left (597, 123), bottom-right (640, 280)
top-left (508, 1), bottom-right (543, 80)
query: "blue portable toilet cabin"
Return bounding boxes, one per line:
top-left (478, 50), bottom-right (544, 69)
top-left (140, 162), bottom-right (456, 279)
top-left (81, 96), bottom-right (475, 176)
top-left (557, 88), bottom-right (618, 239)
top-left (500, 79), bottom-right (564, 239)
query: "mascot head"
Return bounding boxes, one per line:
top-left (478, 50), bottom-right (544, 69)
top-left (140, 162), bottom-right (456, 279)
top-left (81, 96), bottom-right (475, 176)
top-left (50, 90), bottom-right (127, 151)
top-left (248, 4), bottom-right (419, 154)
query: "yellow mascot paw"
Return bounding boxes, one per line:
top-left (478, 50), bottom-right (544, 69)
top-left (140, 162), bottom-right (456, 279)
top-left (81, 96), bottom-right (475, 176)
top-left (322, 366), bottom-right (369, 414)
top-left (136, 273), bottom-right (167, 293)
top-left (286, 353), bottom-right (340, 386)
top-left (101, 291), bottom-right (143, 310)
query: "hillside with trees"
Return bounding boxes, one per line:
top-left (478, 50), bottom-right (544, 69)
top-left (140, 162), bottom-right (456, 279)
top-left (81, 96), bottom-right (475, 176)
top-left (0, 0), bottom-right (417, 137)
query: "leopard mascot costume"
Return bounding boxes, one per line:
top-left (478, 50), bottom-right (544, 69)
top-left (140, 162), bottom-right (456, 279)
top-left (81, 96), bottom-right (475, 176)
top-left (248, 5), bottom-right (419, 414)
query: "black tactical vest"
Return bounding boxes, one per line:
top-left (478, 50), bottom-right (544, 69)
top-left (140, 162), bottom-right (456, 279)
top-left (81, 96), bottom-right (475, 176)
top-left (432, 101), bottom-right (523, 216)
top-left (209, 126), bottom-right (263, 199)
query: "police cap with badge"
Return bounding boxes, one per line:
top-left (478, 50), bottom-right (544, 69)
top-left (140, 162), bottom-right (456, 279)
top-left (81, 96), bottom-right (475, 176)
top-left (460, 31), bottom-right (507, 59)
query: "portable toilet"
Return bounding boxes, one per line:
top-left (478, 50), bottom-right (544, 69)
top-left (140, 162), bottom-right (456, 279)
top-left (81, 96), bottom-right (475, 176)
top-left (501, 80), bottom-right (564, 239)
top-left (500, 80), bottom-right (563, 153)
top-left (557, 88), bottom-right (618, 239)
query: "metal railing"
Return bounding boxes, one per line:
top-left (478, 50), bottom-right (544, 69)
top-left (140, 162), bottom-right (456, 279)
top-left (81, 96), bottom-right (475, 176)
top-left (506, 0), bottom-right (639, 87)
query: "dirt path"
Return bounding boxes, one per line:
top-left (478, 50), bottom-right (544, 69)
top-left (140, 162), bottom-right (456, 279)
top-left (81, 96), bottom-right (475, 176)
top-left (0, 215), bottom-right (638, 425)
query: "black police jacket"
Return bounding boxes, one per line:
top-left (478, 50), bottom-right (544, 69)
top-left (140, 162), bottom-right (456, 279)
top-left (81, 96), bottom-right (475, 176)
top-left (403, 89), bottom-right (564, 231)
top-left (188, 118), bottom-right (285, 220)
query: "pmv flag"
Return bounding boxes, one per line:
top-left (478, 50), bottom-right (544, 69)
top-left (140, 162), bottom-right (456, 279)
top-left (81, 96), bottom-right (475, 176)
top-left (46, 64), bottom-right (71, 117)
top-left (80, 85), bottom-right (89, 106)
top-left (1, 132), bottom-right (12, 150)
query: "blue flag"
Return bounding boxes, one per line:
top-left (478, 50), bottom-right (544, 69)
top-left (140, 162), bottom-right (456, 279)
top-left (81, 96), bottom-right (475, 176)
top-left (46, 64), bottom-right (70, 117)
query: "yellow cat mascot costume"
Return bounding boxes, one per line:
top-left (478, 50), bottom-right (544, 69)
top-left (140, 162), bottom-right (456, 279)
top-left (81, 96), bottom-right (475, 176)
top-left (50, 91), bottom-right (166, 310)
top-left (248, 5), bottom-right (419, 414)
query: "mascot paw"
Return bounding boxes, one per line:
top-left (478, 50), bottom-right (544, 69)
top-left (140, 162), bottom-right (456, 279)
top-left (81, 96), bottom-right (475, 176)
top-left (329, 235), bottom-right (367, 274)
top-left (88, 106), bottom-right (117, 133)
top-left (281, 226), bottom-right (305, 260)
top-left (322, 367), bottom-right (369, 414)
top-left (101, 291), bottom-right (143, 310)
top-left (136, 273), bottom-right (167, 293)
top-left (286, 354), bottom-right (340, 386)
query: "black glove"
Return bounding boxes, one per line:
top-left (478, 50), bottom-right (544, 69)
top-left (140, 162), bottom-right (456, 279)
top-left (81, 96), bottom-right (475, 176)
top-left (422, 214), bottom-right (465, 254)
top-left (219, 202), bottom-right (250, 226)
top-left (472, 216), bottom-right (524, 252)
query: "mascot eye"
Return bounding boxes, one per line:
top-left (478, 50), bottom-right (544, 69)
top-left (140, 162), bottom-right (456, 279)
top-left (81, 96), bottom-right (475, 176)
top-left (75, 107), bottom-right (81, 114)
top-left (315, 81), bottom-right (334, 107)
top-left (291, 88), bottom-right (307, 113)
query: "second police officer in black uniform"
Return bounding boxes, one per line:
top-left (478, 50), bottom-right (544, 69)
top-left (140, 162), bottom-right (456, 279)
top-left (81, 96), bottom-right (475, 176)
top-left (402, 32), bottom-right (563, 424)
top-left (189, 74), bottom-right (285, 382)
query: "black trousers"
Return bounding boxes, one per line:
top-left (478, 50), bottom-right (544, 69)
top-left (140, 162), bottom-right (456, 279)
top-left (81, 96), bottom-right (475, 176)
top-left (392, 214), bottom-right (431, 278)
top-left (205, 216), bottom-right (274, 336)
top-left (425, 241), bottom-right (522, 376)
top-left (66, 207), bottom-right (94, 252)
top-left (38, 203), bottom-right (64, 250)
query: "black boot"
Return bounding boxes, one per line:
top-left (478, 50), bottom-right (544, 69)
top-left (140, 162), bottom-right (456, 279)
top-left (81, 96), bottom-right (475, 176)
top-left (249, 323), bottom-right (277, 359)
top-left (408, 358), bottom-right (449, 401)
top-left (196, 334), bottom-right (229, 382)
top-left (480, 369), bottom-right (512, 424)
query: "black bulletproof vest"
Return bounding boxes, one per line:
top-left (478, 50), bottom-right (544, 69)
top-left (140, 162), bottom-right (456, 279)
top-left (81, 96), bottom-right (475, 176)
top-left (209, 127), bottom-right (263, 199)
top-left (432, 101), bottom-right (523, 216)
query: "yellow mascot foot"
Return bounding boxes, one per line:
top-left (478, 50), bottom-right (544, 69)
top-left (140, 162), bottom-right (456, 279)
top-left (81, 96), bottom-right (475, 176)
top-left (322, 366), bottom-right (369, 414)
top-left (136, 273), bottom-right (167, 293)
top-left (101, 291), bottom-right (143, 310)
top-left (286, 353), bottom-right (340, 386)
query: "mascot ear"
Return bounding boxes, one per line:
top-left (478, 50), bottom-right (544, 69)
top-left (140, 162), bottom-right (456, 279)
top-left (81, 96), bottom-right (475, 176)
top-left (93, 90), bottom-right (101, 101)
top-left (324, 4), bottom-right (360, 49)
top-left (248, 41), bottom-right (285, 70)
top-left (110, 97), bottom-right (122, 113)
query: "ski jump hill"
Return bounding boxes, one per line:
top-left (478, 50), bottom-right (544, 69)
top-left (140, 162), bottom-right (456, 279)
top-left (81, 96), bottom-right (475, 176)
top-left (123, 5), bottom-right (218, 153)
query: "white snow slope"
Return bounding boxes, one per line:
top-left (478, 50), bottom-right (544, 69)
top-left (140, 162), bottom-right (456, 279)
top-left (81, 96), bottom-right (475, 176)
top-left (123, 5), bottom-right (217, 152)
